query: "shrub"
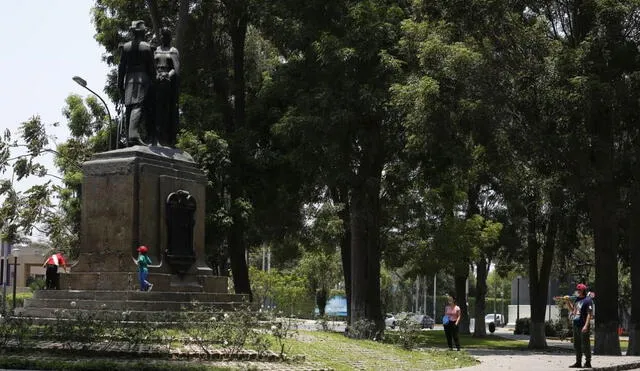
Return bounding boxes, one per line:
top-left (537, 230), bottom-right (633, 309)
top-left (544, 320), bottom-right (557, 337)
top-left (27, 277), bottom-right (46, 292)
top-left (514, 318), bottom-right (568, 337)
top-left (347, 319), bottom-right (379, 340)
top-left (395, 317), bottom-right (420, 350)
top-left (270, 316), bottom-right (298, 359)
top-left (4, 292), bottom-right (33, 309)
top-left (514, 318), bottom-right (530, 335)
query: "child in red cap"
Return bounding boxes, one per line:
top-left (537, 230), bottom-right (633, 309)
top-left (136, 246), bottom-right (153, 291)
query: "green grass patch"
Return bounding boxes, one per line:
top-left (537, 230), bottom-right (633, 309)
top-left (286, 331), bottom-right (477, 371)
top-left (384, 330), bottom-right (528, 350)
top-left (0, 355), bottom-right (233, 371)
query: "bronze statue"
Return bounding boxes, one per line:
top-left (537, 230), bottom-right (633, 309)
top-left (154, 28), bottom-right (180, 146)
top-left (118, 20), bottom-right (156, 146)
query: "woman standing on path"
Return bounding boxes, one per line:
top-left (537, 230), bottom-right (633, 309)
top-left (444, 293), bottom-right (461, 351)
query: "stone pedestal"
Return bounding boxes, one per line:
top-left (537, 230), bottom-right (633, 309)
top-left (63, 145), bottom-right (224, 293)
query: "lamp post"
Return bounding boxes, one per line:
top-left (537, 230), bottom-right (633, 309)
top-left (500, 289), bottom-right (504, 324)
top-left (516, 275), bottom-right (521, 322)
top-left (548, 279), bottom-right (552, 322)
top-left (494, 276), bottom-right (498, 323)
top-left (11, 248), bottom-right (20, 310)
top-left (1, 242), bottom-right (7, 315)
top-left (72, 76), bottom-right (116, 150)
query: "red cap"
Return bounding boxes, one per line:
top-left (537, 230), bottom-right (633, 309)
top-left (576, 283), bottom-right (587, 291)
top-left (137, 245), bottom-right (148, 253)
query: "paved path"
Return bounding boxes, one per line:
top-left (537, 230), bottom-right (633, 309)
top-left (448, 349), bottom-right (640, 371)
top-left (447, 327), bottom-right (640, 371)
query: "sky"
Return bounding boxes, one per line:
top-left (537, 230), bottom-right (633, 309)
top-left (0, 1), bottom-right (112, 193)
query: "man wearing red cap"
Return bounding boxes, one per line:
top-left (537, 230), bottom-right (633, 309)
top-left (136, 246), bottom-right (153, 292)
top-left (568, 283), bottom-right (593, 368)
top-left (43, 252), bottom-right (67, 290)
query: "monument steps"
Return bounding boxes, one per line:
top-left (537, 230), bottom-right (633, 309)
top-left (19, 289), bottom-right (250, 321)
top-left (23, 298), bottom-right (243, 311)
top-left (32, 289), bottom-right (242, 302)
top-left (17, 308), bottom-right (248, 322)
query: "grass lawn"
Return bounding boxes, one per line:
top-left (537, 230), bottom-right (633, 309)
top-left (384, 330), bottom-right (528, 350)
top-left (284, 331), bottom-right (478, 371)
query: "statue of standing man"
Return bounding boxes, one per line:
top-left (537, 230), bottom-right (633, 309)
top-left (118, 20), bottom-right (156, 146)
top-left (154, 28), bottom-right (180, 146)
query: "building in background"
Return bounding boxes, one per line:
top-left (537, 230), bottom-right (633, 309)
top-left (507, 277), bottom-right (563, 325)
top-left (1, 241), bottom-right (51, 292)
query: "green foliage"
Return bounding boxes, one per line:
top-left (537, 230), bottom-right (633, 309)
top-left (249, 266), bottom-right (312, 316)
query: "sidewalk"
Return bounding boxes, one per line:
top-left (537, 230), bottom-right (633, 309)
top-left (452, 349), bottom-right (640, 371)
top-left (448, 328), bottom-right (640, 371)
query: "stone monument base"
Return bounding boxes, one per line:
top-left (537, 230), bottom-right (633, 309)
top-left (60, 271), bottom-right (229, 292)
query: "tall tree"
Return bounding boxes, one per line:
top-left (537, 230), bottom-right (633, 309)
top-left (258, 0), bottom-right (408, 334)
top-left (530, 0), bottom-right (640, 354)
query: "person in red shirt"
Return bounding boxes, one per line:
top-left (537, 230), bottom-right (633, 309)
top-left (43, 252), bottom-right (67, 290)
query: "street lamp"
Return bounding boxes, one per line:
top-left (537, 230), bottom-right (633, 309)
top-left (11, 248), bottom-right (20, 310)
top-left (500, 289), bottom-right (504, 323)
top-left (1, 242), bottom-right (7, 315)
top-left (516, 275), bottom-right (521, 322)
top-left (72, 76), bottom-right (116, 150)
top-left (494, 276), bottom-right (498, 323)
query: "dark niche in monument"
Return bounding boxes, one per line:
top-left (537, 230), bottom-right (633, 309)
top-left (166, 190), bottom-right (197, 275)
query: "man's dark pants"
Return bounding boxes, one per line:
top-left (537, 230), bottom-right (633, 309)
top-left (573, 322), bottom-right (591, 364)
top-left (45, 265), bottom-right (59, 290)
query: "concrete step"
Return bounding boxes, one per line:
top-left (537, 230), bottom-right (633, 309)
top-left (32, 290), bottom-right (245, 303)
top-left (23, 298), bottom-right (244, 311)
top-left (17, 307), bottom-right (231, 322)
top-left (20, 290), bottom-right (251, 321)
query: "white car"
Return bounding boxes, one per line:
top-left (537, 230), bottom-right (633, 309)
top-left (485, 313), bottom-right (505, 327)
top-left (385, 313), bottom-right (397, 329)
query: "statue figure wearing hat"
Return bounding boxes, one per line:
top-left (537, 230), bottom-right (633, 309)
top-left (118, 20), bottom-right (156, 146)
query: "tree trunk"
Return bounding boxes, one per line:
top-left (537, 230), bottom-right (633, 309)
top-left (365, 175), bottom-right (383, 333)
top-left (350, 187), bottom-right (367, 328)
top-left (145, 0), bottom-right (161, 38)
top-left (526, 191), bottom-right (556, 349)
top-left (473, 258), bottom-right (488, 337)
top-left (228, 193), bottom-right (252, 297)
top-left (225, 0), bottom-right (252, 298)
top-left (628, 188), bottom-right (640, 355)
top-left (590, 187), bottom-right (621, 355)
top-left (317, 288), bottom-right (328, 317)
top-left (529, 322), bottom-right (546, 348)
top-left (349, 178), bottom-right (383, 335)
top-left (456, 184), bottom-right (479, 335)
top-left (455, 272), bottom-right (470, 334)
top-left (175, 0), bottom-right (190, 53)
top-left (348, 123), bottom-right (384, 337)
top-left (341, 209), bottom-right (352, 320)
top-left (331, 186), bottom-right (352, 321)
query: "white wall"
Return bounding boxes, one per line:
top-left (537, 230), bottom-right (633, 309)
top-left (507, 304), bottom-right (561, 325)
